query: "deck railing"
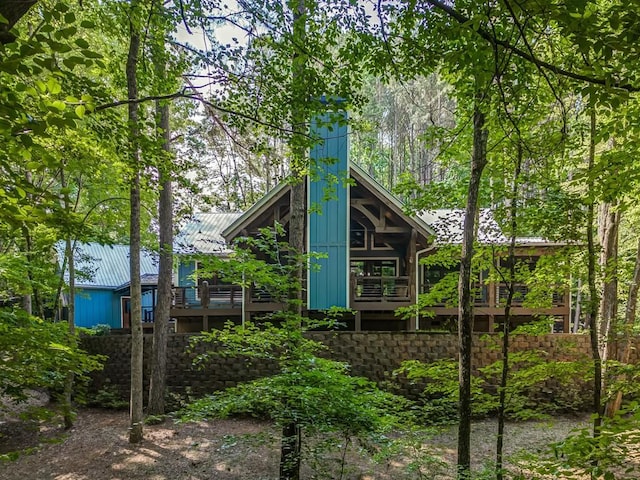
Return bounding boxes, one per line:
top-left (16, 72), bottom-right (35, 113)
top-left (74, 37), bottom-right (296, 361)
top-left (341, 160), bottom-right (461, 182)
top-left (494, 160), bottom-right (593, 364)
top-left (172, 285), bottom-right (243, 309)
top-left (497, 284), bottom-right (566, 307)
top-left (420, 282), bottom-right (488, 306)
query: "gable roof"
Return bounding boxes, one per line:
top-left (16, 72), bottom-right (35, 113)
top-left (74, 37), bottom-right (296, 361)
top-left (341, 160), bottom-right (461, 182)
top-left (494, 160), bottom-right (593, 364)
top-left (70, 243), bottom-right (158, 289)
top-left (221, 181), bottom-right (290, 241)
top-left (175, 212), bottom-right (242, 254)
top-left (350, 163), bottom-right (434, 237)
top-left (221, 164), bottom-right (434, 241)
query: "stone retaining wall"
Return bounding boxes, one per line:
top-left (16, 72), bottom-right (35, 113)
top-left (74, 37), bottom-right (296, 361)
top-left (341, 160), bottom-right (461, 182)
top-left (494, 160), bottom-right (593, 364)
top-left (82, 332), bottom-right (614, 401)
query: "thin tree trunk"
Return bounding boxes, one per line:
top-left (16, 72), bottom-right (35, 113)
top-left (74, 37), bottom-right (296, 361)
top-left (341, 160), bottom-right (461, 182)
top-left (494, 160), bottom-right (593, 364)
top-left (62, 235), bottom-right (76, 429)
top-left (496, 144), bottom-right (521, 480)
top-left (586, 107), bottom-right (603, 437)
top-left (0, 0), bottom-right (37, 44)
top-left (127, 1), bottom-right (144, 444)
top-left (61, 168), bottom-right (76, 429)
top-left (573, 278), bottom-right (582, 333)
top-left (148, 33), bottom-right (172, 417)
top-left (21, 223), bottom-right (42, 317)
top-left (605, 236), bottom-right (640, 416)
top-left (598, 204), bottom-right (620, 367)
top-left (279, 0), bottom-right (306, 477)
top-left (457, 97), bottom-right (488, 480)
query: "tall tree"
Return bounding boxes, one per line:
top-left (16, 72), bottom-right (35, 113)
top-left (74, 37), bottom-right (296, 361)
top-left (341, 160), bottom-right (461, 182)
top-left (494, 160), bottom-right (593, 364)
top-left (147, 3), bottom-right (174, 418)
top-left (126, 0), bottom-right (144, 444)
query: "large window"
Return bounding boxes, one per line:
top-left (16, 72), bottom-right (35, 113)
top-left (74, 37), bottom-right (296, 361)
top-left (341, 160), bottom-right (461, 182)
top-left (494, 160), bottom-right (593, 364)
top-left (350, 259), bottom-right (398, 277)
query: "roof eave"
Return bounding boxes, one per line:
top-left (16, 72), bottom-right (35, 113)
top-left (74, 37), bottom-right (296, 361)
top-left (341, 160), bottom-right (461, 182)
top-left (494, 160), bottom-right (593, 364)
top-left (221, 181), bottom-right (291, 241)
top-left (350, 163), bottom-right (435, 238)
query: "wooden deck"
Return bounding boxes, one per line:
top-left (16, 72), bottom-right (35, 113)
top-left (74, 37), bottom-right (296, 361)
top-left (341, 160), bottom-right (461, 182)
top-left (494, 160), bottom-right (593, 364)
top-left (163, 277), bottom-right (570, 332)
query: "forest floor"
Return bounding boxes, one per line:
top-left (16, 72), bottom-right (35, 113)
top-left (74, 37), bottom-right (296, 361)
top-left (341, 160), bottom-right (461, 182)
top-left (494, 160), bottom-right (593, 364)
top-left (0, 394), bottom-right (606, 480)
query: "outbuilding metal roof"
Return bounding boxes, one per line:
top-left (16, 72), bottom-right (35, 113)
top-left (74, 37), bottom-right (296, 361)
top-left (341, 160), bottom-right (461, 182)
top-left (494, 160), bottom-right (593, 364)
top-left (174, 212), bottom-right (242, 254)
top-left (71, 243), bottom-right (158, 289)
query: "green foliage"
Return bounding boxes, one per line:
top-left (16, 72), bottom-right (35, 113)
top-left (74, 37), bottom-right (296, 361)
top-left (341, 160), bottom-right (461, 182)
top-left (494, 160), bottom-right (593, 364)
top-left (85, 324), bottom-right (111, 336)
top-left (397, 339), bottom-right (592, 425)
top-left (514, 407), bottom-right (640, 479)
top-left (0, 308), bottom-right (103, 408)
top-left (183, 313), bottom-right (413, 478)
top-left (183, 354), bottom-right (405, 437)
top-left (84, 380), bottom-right (127, 410)
top-left (370, 427), bottom-right (450, 479)
top-left (396, 359), bottom-right (495, 424)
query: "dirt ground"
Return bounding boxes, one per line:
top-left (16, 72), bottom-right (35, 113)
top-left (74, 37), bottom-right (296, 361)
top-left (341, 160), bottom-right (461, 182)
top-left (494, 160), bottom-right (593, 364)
top-left (0, 393), bottom-right (596, 480)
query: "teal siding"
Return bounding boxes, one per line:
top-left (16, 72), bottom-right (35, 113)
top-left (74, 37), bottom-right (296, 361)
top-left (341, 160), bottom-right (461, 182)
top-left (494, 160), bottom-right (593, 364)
top-left (308, 111), bottom-right (349, 309)
top-left (178, 259), bottom-right (197, 304)
top-left (75, 288), bottom-right (120, 328)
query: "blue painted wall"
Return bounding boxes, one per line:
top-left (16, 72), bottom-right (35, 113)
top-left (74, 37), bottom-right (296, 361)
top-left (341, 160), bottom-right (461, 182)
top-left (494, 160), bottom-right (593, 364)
top-left (178, 259), bottom-right (198, 304)
top-left (75, 288), bottom-right (120, 328)
top-left (308, 111), bottom-right (349, 309)
top-left (74, 289), bottom-right (156, 328)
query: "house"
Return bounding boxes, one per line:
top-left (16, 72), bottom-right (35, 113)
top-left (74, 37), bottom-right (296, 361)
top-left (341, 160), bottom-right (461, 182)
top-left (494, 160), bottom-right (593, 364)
top-left (64, 243), bottom-right (158, 329)
top-left (65, 116), bottom-right (570, 333)
top-left (169, 178), bottom-right (571, 333)
top-left (168, 115), bottom-right (570, 333)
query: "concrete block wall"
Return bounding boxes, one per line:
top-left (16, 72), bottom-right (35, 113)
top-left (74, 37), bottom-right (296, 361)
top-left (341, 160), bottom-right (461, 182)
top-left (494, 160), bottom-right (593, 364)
top-left (81, 332), bottom-right (619, 401)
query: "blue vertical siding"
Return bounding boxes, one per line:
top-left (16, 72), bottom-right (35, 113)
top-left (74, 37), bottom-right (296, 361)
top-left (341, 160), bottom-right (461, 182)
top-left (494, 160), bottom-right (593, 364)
top-left (178, 259), bottom-right (197, 304)
top-left (308, 111), bottom-right (349, 309)
top-left (75, 288), bottom-right (120, 328)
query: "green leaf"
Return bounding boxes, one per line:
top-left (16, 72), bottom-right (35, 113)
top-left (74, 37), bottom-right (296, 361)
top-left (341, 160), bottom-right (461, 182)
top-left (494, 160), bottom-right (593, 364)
top-left (47, 78), bottom-right (62, 95)
top-left (75, 38), bottom-right (90, 49)
top-left (51, 100), bottom-right (66, 111)
top-left (55, 2), bottom-right (70, 13)
top-left (75, 105), bottom-right (86, 118)
top-left (80, 49), bottom-right (103, 59)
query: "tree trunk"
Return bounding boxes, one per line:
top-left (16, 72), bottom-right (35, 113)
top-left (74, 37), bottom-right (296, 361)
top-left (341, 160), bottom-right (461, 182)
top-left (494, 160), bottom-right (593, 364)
top-left (279, 1), bottom-right (307, 477)
top-left (279, 422), bottom-right (302, 480)
top-left (62, 235), bottom-right (76, 429)
top-left (573, 278), bottom-right (582, 333)
top-left (597, 203), bottom-right (620, 366)
top-left (496, 144), bottom-right (521, 480)
top-left (127, 1), bottom-right (144, 444)
top-left (148, 37), bottom-right (173, 417)
top-left (605, 236), bottom-right (640, 417)
top-left (0, 0), bottom-right (37, 44)
top-left (457, 98), bottom-right (488, 480)
top-left (61, 168), bottom-right (76, 429)
top-left (586, 107), bottom-right (603, 437)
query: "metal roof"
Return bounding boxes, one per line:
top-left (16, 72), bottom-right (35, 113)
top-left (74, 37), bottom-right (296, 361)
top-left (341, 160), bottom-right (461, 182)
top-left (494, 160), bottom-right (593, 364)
top-left (175, 212), bottom-right (242, 254)
top-left (419, 209), bottom-right (508, 244)
top-left (71, 243), bottom-right (158, 289)
top-left (418, 209), bottom-right (562, 246)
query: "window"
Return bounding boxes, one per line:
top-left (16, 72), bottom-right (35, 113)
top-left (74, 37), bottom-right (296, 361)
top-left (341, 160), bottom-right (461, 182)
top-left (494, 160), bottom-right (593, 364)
top-left (350, 259), bottom-right (397, 277)
top-left (350, 220), bottom-right (366, 249)
top-left (423, 264), bottom-right (458, 290)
